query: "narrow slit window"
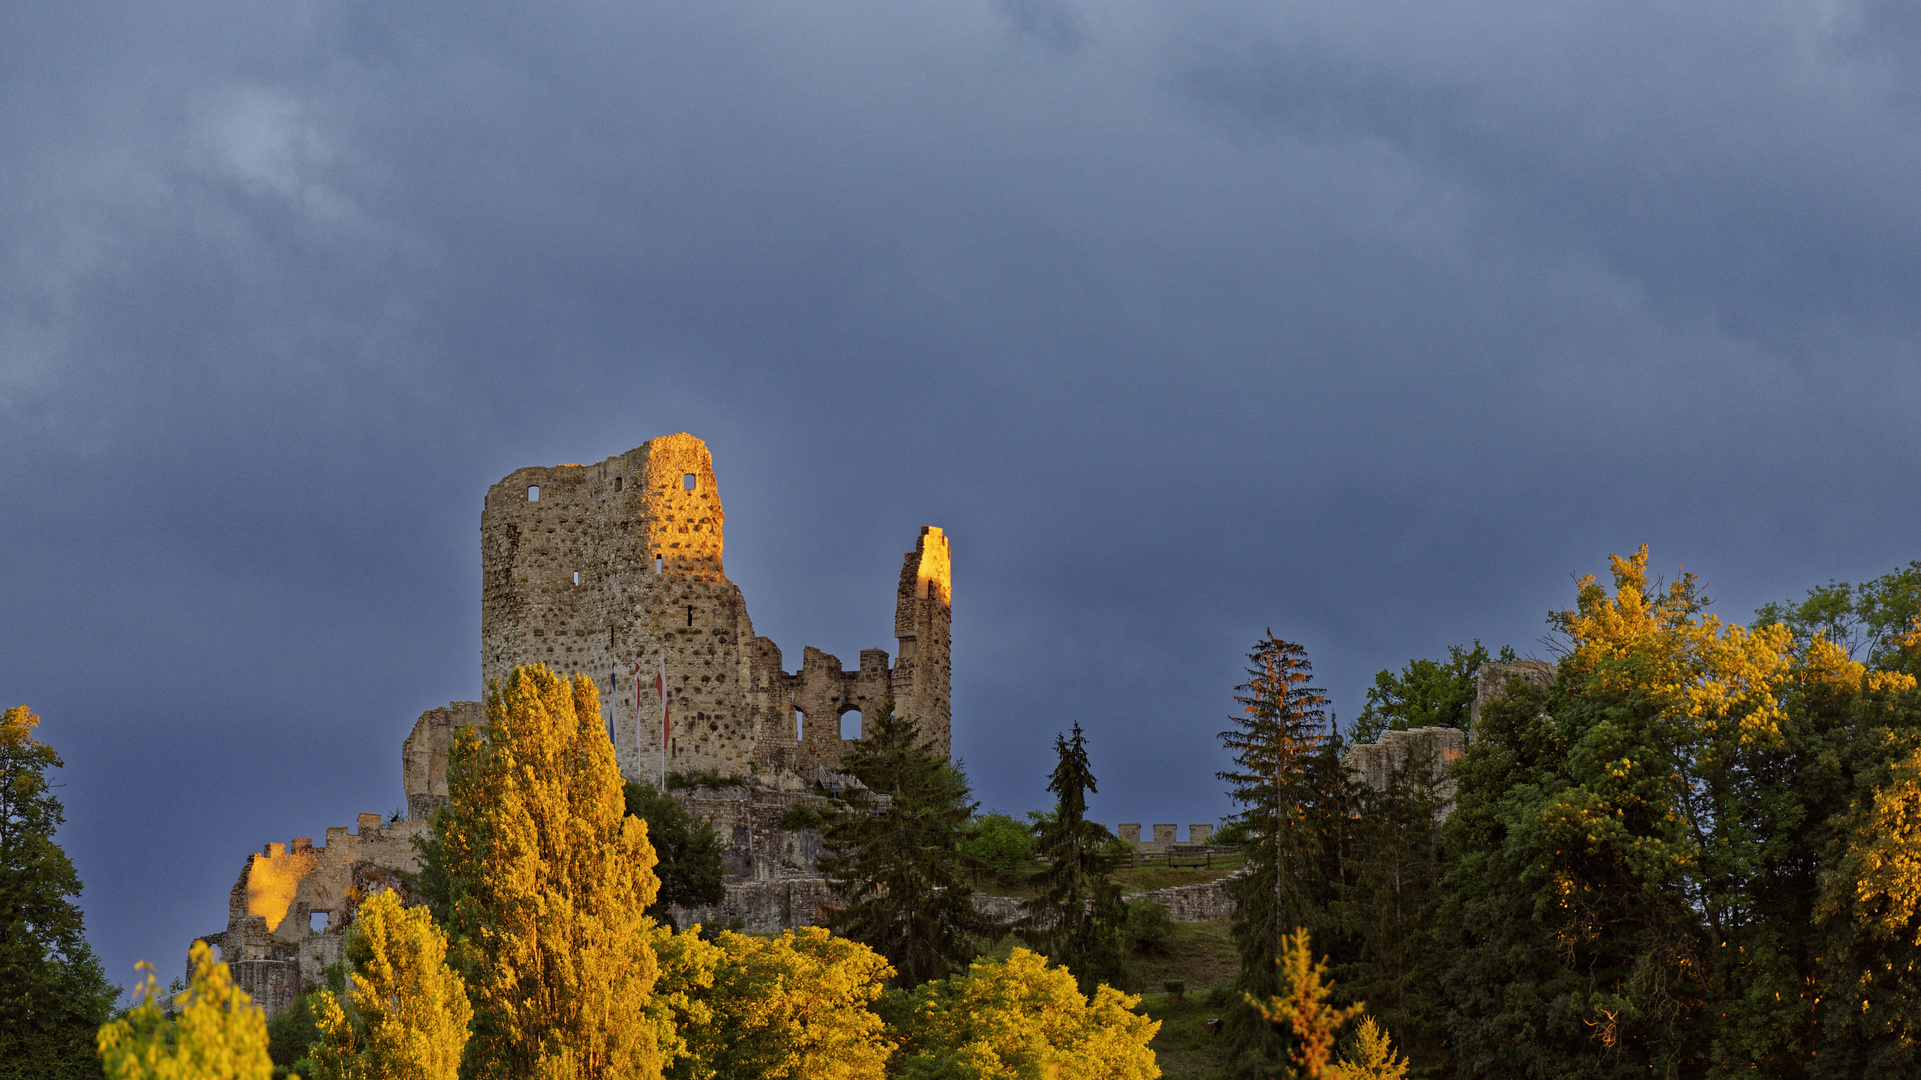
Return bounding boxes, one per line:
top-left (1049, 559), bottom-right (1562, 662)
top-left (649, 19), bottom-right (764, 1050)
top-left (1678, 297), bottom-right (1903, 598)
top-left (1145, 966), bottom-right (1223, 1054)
top-left (687, 605), bottom-right (694, 627)
top-left (795, 709), bottom-right (803, 742)
top-left (572, 571), bottom-right (581, 585)
top-left (528, 485), bottom-right (540, 501)
top-left (683, 473), bottom-right (696, 490)
top-left (655, 554), bottom-right (663, 574)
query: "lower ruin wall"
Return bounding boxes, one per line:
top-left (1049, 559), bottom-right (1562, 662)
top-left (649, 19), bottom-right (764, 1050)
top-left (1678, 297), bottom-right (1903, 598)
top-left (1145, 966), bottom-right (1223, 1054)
top-left (672, 876), bottom-right (1238, 935)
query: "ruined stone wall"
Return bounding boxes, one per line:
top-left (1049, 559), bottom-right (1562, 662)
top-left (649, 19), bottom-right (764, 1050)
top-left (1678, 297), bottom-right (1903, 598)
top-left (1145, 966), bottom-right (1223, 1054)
top-left (402, 700), bottom-right (486, 821)
top-left (893, 527), bottom-right (953, 750)
top-left (193, 813), bottom-right (426, 1015)
top-left (1470, 659), bottom-right (1556, 734)
top-left (1345, 727), bottom-right (1467, 798)
top-left (480, 434), bottom-right (951, 780)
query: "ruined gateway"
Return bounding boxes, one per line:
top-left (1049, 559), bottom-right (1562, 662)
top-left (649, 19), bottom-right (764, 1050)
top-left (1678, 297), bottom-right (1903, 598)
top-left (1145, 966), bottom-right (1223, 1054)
top-left (195, 434), bottom-right (953, 1013)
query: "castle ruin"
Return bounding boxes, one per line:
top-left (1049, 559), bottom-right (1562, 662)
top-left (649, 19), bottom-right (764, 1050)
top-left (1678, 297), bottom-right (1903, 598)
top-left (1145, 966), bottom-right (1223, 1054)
top-left (479, 433), bottom-right (950, 781)
top-left (196, 434), bottom-right (952, 1012)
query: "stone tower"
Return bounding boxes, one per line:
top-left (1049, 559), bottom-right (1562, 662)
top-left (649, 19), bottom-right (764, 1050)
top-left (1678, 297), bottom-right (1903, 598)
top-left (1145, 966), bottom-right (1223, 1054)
top-left (480, 433), bottom-right (950, 780)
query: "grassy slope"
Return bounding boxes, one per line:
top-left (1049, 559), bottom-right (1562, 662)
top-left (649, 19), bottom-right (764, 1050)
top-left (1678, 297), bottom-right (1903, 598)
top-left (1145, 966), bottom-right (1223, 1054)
top-left (1129, 918), bottom-right (1241, 1080)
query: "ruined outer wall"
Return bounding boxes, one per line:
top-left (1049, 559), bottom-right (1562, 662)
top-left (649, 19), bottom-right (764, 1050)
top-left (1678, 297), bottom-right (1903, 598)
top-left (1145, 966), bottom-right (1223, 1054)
top-left (481, 434), bottom-right (772, 777)
top-left (893, 526), bottom-right (952, 753)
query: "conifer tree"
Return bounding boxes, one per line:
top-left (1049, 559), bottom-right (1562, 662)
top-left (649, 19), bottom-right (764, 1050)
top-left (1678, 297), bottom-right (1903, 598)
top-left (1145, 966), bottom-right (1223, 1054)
top-left (1020, 722), bottom-right (1126, 996)
top-left (0, 704), bottom-right (116, 1080)
top-left (96, 942), bottom-right (272, 1080)
top-left (819, 705), bottom-right (993, 986)
top-left (1217, 634), bottom-right (1335, 1001)
top-left (440, 664), bottom-right (668, 1080)
top-left (1248, 929), bottom-right (1363, 1080)
top-left (304, 889), bottom-right (471, 1080)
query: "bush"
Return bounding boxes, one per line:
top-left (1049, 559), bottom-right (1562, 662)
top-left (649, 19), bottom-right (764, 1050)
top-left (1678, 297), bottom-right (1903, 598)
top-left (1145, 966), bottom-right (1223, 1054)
top-left (961, 812), bottom-right (1036, 881)
top-left (1123, 900), bottom-right (1172, 954)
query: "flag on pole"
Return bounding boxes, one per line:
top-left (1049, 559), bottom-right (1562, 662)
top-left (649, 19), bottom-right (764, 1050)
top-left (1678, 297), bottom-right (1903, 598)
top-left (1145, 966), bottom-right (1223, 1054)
top-left (656, 656), bottom-right (670, 749)
top-left (632, 651), bottom-right (646, 749)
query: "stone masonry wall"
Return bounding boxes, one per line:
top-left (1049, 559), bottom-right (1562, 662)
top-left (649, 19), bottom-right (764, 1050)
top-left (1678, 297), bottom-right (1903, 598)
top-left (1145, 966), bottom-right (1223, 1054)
top-left (479, 434), bottom-right (952, 781)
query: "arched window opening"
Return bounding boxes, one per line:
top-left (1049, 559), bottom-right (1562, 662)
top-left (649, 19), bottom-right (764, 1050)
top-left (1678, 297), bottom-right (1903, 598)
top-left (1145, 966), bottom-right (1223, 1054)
top-left (614, 476), bottom-right (623, 492)
top-left (841, 710), bottom-right (862, 740)
top-left (528, 485), bottom-right (540, 501)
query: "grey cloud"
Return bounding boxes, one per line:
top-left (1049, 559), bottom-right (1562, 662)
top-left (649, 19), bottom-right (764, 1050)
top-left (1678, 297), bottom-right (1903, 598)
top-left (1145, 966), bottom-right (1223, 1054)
top-left (3, 0), bottom-right (1919, 989)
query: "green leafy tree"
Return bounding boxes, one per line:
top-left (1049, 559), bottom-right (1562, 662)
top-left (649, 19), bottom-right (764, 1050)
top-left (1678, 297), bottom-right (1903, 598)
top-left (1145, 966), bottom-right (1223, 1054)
top-left (819, 705), bottom-right (995, 986)
top-left (96, 941), bottom-right (273, 1080)
top-left (959, 813), bottom-right (1034, 886)
top-left (1020, 723), bottom-right (1127, 996)
top-left (623, 782), bottom-right (727, 925)
top-left (1218, 634), bottom-right (1337, 1002)
top-left (265, 993), bottom-right (323, 1079)
top-left (1755, 560), bottom-right (1921, 671)
top-left (440, 664), bottom-right (669, 1080)
top-left (1350, 642), bottom-right (1513, 745)
top-left (0, 704), bottom-right (116, 1080)
top-left (303, 889), bottom-right (470, 1080)
top-left (1437, 547), bottom-right (1921, 1077)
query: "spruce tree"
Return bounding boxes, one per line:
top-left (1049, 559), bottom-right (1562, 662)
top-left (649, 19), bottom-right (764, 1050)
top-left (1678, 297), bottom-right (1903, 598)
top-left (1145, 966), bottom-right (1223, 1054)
top-left (819, 705), bottom-right (992, 986)
top-left (440, 665), bottom-right (669, 1080)
top-left (0, 704), bottom-right (115, 1080)
top-left (1020, 722), bottom-right (1126, 996)
top-left (1217, 634), bottom-right (1336, 1002)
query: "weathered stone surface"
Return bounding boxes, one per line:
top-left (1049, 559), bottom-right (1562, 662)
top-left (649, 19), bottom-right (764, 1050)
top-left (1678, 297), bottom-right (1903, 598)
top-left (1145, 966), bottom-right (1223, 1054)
top-left (1344, 726), bottom-right (1467, 796)
top-left (402, 700), bottom-right (485, 822)
top-left (192, 816), bottom-right (425, 1014)
top-left (1470, 660), bottom-right (1555, 734)
top-left (1125, 880), bottom-right (1236, 922)
top-left (480, 434), bottom-right (951, 778)
top-left (668, 878), bottom-right (840, 935)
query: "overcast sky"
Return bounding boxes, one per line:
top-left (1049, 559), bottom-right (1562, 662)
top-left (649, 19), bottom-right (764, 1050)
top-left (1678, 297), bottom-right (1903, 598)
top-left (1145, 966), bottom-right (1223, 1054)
top-left (5, 0), bottom-right (1920, 989)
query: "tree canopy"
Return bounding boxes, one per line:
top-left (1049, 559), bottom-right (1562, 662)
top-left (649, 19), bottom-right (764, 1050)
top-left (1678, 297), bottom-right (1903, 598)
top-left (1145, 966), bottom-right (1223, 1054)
top-left (0, 704), bottom-right (116, 1080)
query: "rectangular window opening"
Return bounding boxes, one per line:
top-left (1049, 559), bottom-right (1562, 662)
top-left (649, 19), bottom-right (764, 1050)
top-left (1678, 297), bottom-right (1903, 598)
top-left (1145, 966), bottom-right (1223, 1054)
top-left (683, 473), bottom-right (696, 490)
top-left (310, 912), bottom-right (329, 935)
top-left (528, 485), bottom-right (540, 501)
top-left (614, 476), bottom-right (623, 492)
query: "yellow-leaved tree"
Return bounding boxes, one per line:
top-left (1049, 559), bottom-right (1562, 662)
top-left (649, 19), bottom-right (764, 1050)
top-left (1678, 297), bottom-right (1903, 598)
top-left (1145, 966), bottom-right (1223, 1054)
top-left (440, 664), bottom-right (668, 1080)
top-left (303, 888), bottom-right (471, 1080)
top-left (97, 941), bottom-right (274, 1080)
top-left (656, 926), bottom-right (894, 1080)
top-left (894, 947), bottom-right (1159, 1080)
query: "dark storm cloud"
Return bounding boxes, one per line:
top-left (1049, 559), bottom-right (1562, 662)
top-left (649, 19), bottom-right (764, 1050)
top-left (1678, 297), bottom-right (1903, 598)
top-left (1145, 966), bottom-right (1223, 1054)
top-left (3, 0), bottom-right (1918, 986)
